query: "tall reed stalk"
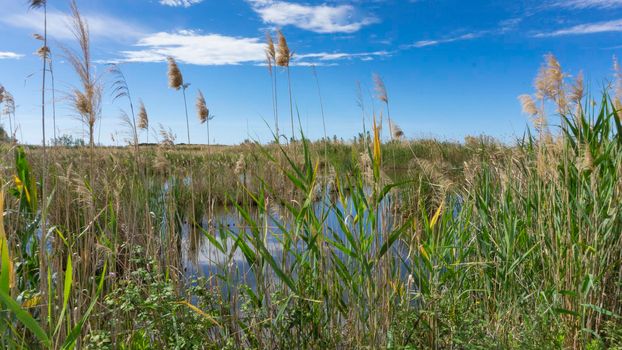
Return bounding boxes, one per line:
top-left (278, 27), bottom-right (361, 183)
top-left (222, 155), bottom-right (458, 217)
top-left (167, 57), bottom-right (191, 144)
top-left (266, 32), bottom-right (279, 141)
top-left (276, 30), bottom-right (294, 142)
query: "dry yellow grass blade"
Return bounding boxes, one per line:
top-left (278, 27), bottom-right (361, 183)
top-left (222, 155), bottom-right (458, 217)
top-left (176, 300), bottom-right (221, 327)
top-left (430, 200), bottom-right (444, 229)
top-left (373, 114), bottom-right (381, 167)
top-left (430, 200), bottom-right (445, 228)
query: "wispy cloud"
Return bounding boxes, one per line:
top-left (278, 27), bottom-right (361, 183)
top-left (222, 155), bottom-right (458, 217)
top-left (535, 18), bottom-right (622, 36)
top-left (1, 9), bottom-right (145, 42)
top-left (551, 0), bottom-right (622, 9)
top-left (114, 30), bottom-right (388, 66)
top-left (406, 33), bottom-right (482, 48)
top-left (294, 50), bottom-right (390, 65)
top-left (247, 0), bottom-right (378, 33)
top-left (159, 0), bottom-right (203, 7)
top-left (0, 51), bottom-right (24, 60)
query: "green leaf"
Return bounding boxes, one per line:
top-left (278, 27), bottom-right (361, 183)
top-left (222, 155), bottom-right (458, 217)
top-left (0, 289), bottom-right (51, 347)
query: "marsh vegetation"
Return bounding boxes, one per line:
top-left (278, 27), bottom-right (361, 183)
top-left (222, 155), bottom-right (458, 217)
top-left (0, 1), bottom-right (621, 349)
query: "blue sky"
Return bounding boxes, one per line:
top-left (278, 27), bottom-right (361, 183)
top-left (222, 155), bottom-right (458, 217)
top-left (1, 0), bottom-right (622, 145)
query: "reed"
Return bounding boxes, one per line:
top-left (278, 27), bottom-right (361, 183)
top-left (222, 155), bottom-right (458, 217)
top-left (167, 57), bottom-right (191, 144)
top-left (276, 30), bottom-right (294, 142)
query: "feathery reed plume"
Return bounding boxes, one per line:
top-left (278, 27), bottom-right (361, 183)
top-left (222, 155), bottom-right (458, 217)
top-left (518, 94), bottom-right (538, 116)
top-left (109, 64), bottom-right (139, 149)
top-left (196, 90), bottom-right (209, 124)
top-left (519, 94), bottom-right (548, 135)
top-left (266, 31), bottom-right (279, 139)
top-left (535, 54), bottom-right (563, 101)
top-left (167, 56), bottom-right (191, 144)
top-left (64, 0), bottom-right (101, 150)
top-left (373, 73), bottom-right (395, 144)
top-left (276, 30), bottom-right (291, 67)
top-left (28, 0), bottom-right (45, 9)
top-left (373, 73), bottom-right (388, 104)
top-left (138, 101), bottom-right (148, 130)
top-left (570, 71), bottom-right (584, 104)
top-left (158, 123), bottom-right (176, 146)
top-left (535, 53), bottom-right (569, 115)
top-left (266, 31), bottom-right (276, 71)
top-left (167, 56), bottom-right (184, 90)
top-left (276, 30), bottom-right (295, 141)
top-left (391, 122), bottom-right (404, 140)
top-left (1, 90), bottom-right (15, 139)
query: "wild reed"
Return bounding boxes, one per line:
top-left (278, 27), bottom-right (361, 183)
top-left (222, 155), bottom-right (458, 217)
top-left (109, 64), bottom-right (138, 152)
top-left (137, 100), bottom-right (149, 143)
top-left (167, 56), bottom-right (191, 144)
top-left (266, 31), bottom-right (279, 140)
top-left (276, 30), bottom-right (294, 142)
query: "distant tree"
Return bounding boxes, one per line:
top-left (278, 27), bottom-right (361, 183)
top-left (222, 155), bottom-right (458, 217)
top-left (52, 134), bottom-right (85, 147)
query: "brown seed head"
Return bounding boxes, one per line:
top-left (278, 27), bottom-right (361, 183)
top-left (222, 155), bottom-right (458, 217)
top-left (276, 30), bottom-right (291, 67)
top-left (167, 57), bottom-right (184, 90)
top-left (37, 45), bottom-right (50, 59)
top-left (373, 73), bottom-right (388, 103)
top-left (29, 0), bottom-right (46, 9)
top-left (391, 123), bottom-right (404, 140)
top-left (535, 53), bottom-right (564, 101)
top-left (570, 71), bottom-right (584, 104)
top-left (518, 94), bottom-right (538, 116)
top-left (196, 90), bottom-right (209, 124)
top-left (138, 101), bottom-right (148, 130)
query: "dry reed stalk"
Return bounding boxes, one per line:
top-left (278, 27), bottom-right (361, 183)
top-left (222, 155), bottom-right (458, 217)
top-left (167, 57), bottom-right (191, 144)
top-left (373, 74), bottom-right (394, 143)
top-left (138, 100), bottom-right (149, 143)
top-left (109, 64), bottom-right (139, 151)
top-left (28, 0), bottom-right (50, 321)
top-left (196, 89), bottom-right (214, 218)
top-left (266, 31), bottom-right (279, 139)
top-left (276, 30), bottom-right (295, 141)
top-left (65, 0), bottom-right (102, 150)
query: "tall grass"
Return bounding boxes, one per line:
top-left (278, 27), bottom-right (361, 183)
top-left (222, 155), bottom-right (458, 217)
top-left (0, 8), bottom-right (620, 348)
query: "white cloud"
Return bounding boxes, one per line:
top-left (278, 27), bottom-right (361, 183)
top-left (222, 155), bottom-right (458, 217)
top-left (114, 30), bottom-right (388, 66)
top-left (407, 33), bottom-right (481, 48)
top-left (552, 0), bottom-right (622, 8)
top-left (1, 9), bottom-right (145, 42)
top-left (0, 51), bottom-right (24, 60)
top-left (295, 51), bottom-right (389, 61)
top-left (120, 30), bottom-right (266, 65)
top-left (535, 19), bottom-right (622, 36)
top-left (159, 0), bottom-right (204, 7)
top-left (248, 0), bottom-right (377, 33)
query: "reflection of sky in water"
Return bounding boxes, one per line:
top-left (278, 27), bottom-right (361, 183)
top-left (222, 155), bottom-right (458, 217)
top-left (182, 191), bottom-right (397, 279)
top-left (179, 179), bottom-right (463, 286)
